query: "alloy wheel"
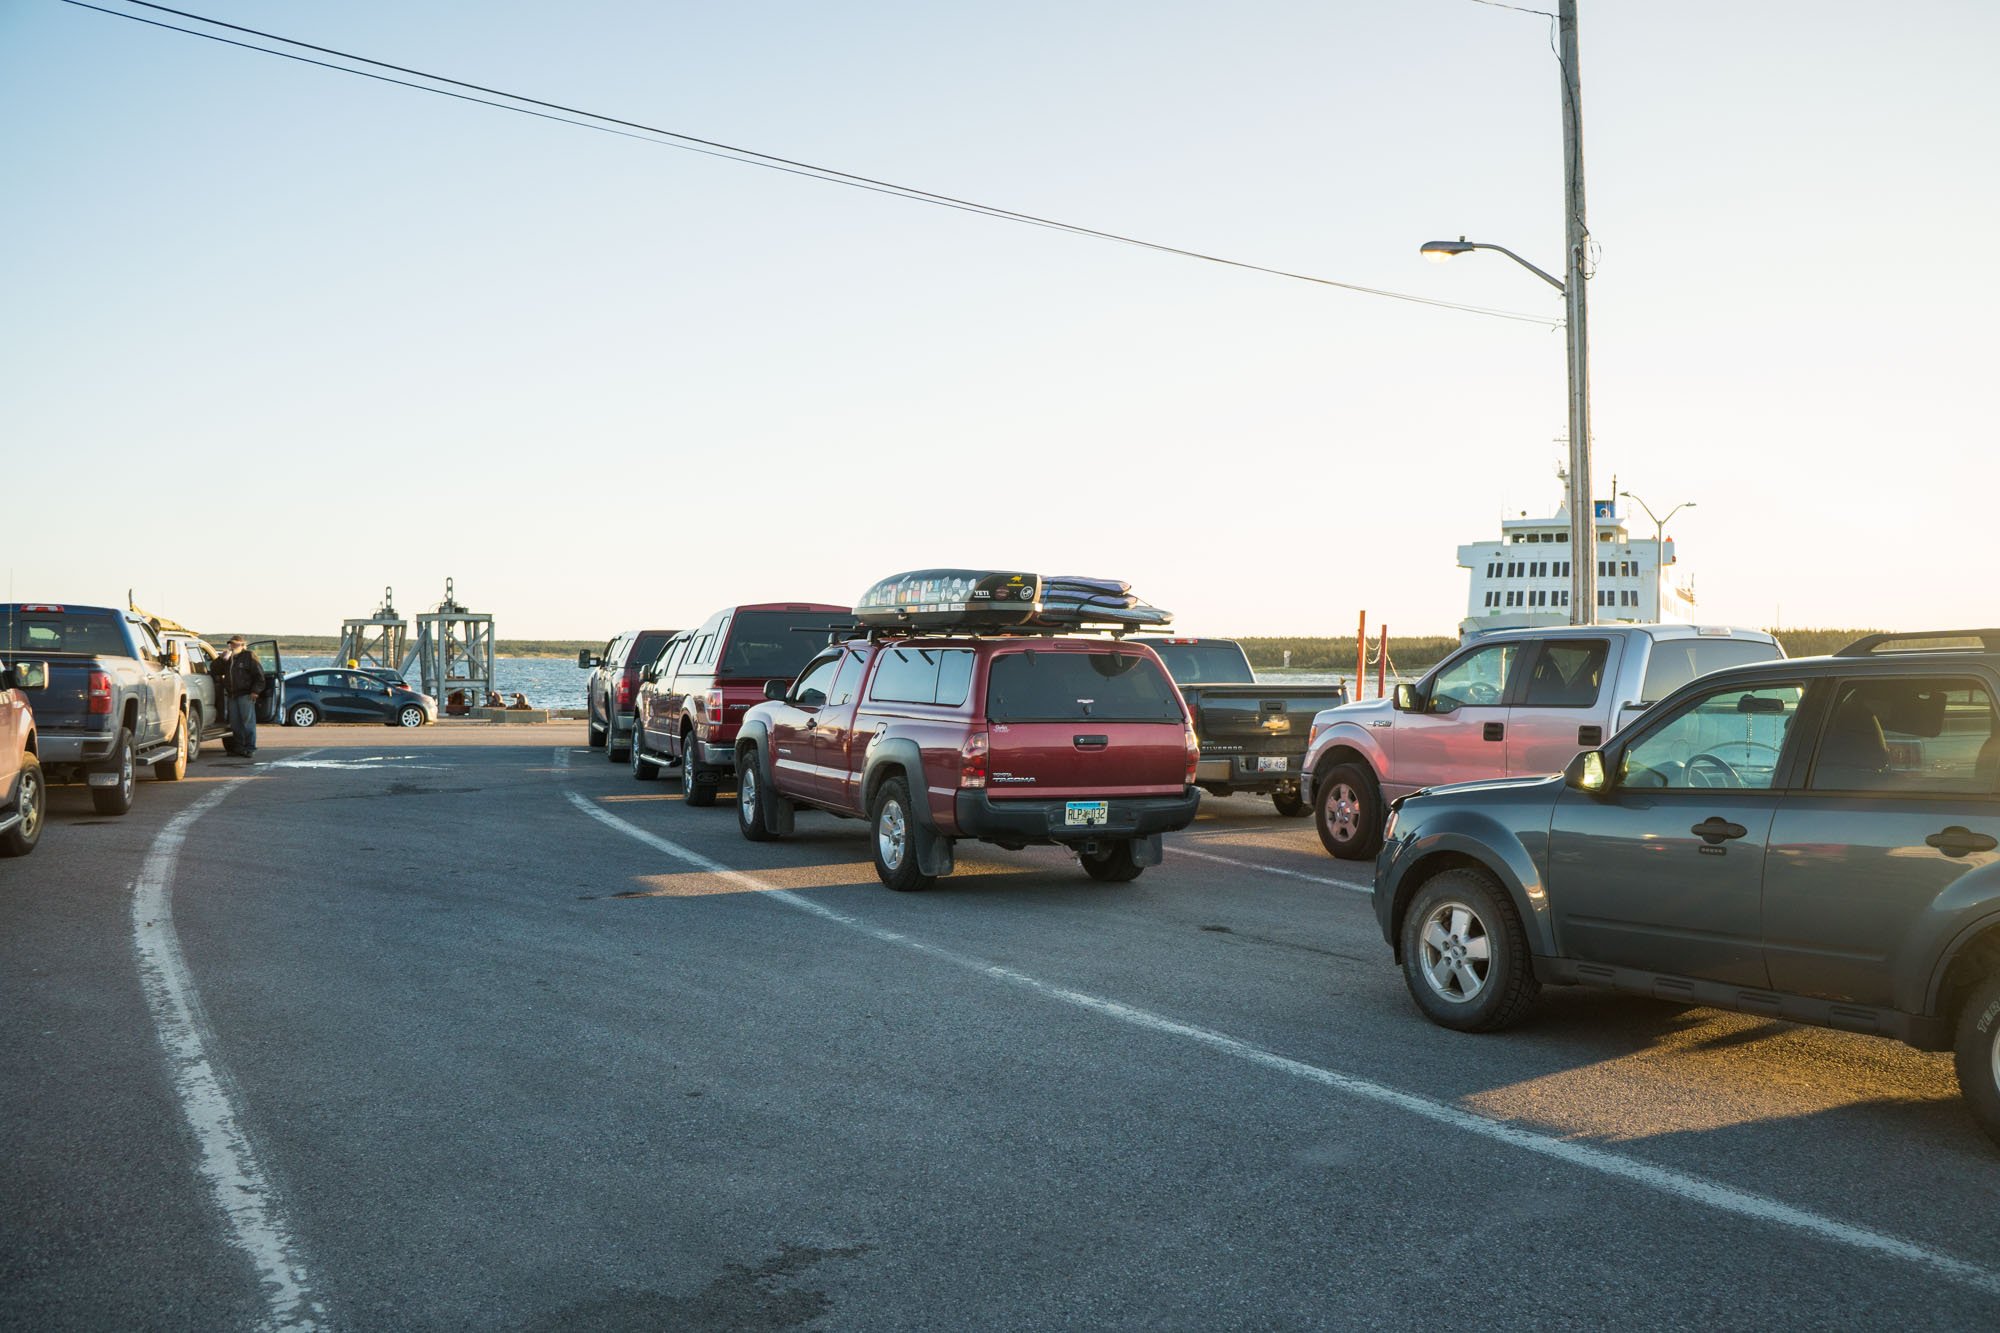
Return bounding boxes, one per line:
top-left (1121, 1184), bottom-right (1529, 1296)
top-left (682, 740), bottom-right (697, 797)
top-left (400, 706), bottom-right (424, 728)
top-left (18, 769), bottom-right (42, 843)
top-left (1326, 782), bottom-right (1360, 843)
top-left (118, 745), bottom-right (134, 802)
top-left (1417, 901), bottom-right (1491, 1003)
top-left (740, 766), bottom-right (758, 822)
top-left (877, 798), bottom-right (908, 872)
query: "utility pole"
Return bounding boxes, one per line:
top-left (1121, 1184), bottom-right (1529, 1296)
top-left (1559, 0), bottom-right (1596, 625)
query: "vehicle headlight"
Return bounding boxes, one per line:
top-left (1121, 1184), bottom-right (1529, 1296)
top-left (1382, 805), bottom-right (1400, 841)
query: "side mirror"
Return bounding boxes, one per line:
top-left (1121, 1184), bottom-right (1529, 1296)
top-left (764, 678), bottom-right (789, 701)
top-left (1393, 683), bottom-right (1419, 712)
top-left (4, 661), bottom-right (48, 691)
top-left (640, 666), bottom-right (657, 683)
top-left (1564, 749), bottom-right (1609, 793)
top-left (577, 650), bottom-right (601, 669)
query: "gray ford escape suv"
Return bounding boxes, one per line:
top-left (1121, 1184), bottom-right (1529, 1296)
top-left (1373, 629), bottom-right (2000, 1147)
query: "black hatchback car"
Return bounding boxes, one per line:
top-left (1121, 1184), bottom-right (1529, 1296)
top-left (281, 669), bottom-right (436, 728)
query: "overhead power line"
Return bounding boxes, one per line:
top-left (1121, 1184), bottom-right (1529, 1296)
top-left (62, 0), bottom-right (1561, 328)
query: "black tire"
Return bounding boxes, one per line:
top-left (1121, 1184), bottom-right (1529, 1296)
top-left (185, 706), bottom-right (202, 765)
top-left (91, 728), bottom-right (137, 816)
top-left (1080, 840), bottom-right (1144, 882)
top-left (735, 751), bottom-right (775, 841)
top-left (631, 731), bottom-right (660, 781)
top-left (1272, 787), bottom-right (1307, 818)
top-left (154, 713), bottom-right (189, 782)
top-left (1398, 867), bottom-right (1540, 1032)
top-left (288, 702), bottom-right (320, 729)
top-left (398, 705), bottom-right (426, 728)
top-left (1315, 761), bottom-right (1383, 860)
top-left (870, 777), bottom-right (934, 891)
top-left (607, 712), bottom-right (630, 762)
top-left (1953, 972), bottom-right (2000, 1149)
top-left (0, 752), bottom-right (44, 857)
top-left (681, 733), bottom-right (716, 807)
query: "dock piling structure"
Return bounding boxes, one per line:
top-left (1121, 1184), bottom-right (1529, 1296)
top-left (337, 587), bottom-right (408, 672)
top-left (409, 578), bottom-right (495, 712)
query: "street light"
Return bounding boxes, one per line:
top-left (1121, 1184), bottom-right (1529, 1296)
top-left (1422, 0), bottom-right (1595, 625)
top-left (1619, 490), bottom-right (1695, 552)
top-left (1420, 237), bottom-right (1565, 293)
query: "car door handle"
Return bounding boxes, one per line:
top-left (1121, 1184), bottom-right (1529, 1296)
top-left (1482, 722), bottom-right (1504, 742)
top-left (1926, 826), bottom-right (1998, 858)
top-left (1691, 817), bottom-right (1748, 845)
top-left (1074, 734), bottom-right (1108, 750)
top-left (1578, 725), bottom-right (1603, 747)
top-left (804, 718), bottom-right (818, 730)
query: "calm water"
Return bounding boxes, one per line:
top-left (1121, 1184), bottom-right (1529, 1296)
top-left (285, 660), bottom-right (1406, 712)
top-left (290, 657), bottom-right (594, 710)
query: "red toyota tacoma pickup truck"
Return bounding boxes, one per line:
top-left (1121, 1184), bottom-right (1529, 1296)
top-left (733, 634), bottom-right (1201, 889)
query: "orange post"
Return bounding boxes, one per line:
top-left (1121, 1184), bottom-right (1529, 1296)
top-left (1356, 611), bottom-right (1367, 701)
top-left (1378, 625), bottom-right (1388, 699)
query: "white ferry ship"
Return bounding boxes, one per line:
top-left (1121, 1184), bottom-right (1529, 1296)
top-left (1458, 495), bottom-right (1696, 636)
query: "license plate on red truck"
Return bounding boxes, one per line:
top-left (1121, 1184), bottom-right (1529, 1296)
top-left (1064, 801), bottom-right (1109, 826)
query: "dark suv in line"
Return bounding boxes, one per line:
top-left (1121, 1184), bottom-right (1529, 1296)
top-left (579, 628), bottom-right (675, 760)
top-left (1373, 629), bottom-right (2000, 1146)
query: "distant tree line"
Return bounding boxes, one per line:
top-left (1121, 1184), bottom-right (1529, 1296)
top-left (202, 634), bottom-right (599, 659)
top-left (1239, 628), bottom-right (1877, 674)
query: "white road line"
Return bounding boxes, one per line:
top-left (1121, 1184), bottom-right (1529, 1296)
top-left (559, 775), bottom-right (2000, 1300)
top-left (1172, 844), bottom-right (1370, 893)
top-left (135, 781), bottom-right (324, 1331)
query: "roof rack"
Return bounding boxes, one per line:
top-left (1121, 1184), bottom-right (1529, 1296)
top-left (853, 569), bottom-right (1171, 636)
top-left (1833, 629), bottom-right (2000, 656)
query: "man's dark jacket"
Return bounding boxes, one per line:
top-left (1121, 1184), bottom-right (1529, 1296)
top-left (213, 650), bottom-right (267, 698)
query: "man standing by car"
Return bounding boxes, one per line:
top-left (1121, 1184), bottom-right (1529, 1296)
top-left (211, 637), bottom-right (266, 758)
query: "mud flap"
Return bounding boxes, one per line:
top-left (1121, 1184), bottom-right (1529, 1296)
top-left (765, 787), bottom-right (796, 836)
top-left (1131, 834), bottom-right (1164, 868)
top-left (914, 822), bottom-right (956, 877)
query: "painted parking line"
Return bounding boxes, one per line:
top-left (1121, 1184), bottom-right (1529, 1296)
top-left (134, 780), bottom-right (324, 1331)
top-left (557, 756), bottom-right (2000, 1300)
top-left (1170, 843), bottom-right (1370, 893)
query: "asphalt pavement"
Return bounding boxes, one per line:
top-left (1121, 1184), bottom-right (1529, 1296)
top-left (4, 724), bottom-right (1997, 1331)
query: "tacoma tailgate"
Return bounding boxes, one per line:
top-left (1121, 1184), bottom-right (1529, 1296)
top-left (983, 647), bottom-right (1188, 799)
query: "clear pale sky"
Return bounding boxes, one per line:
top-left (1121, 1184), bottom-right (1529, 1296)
top-left (3, 1), bottom-right (1993, 640)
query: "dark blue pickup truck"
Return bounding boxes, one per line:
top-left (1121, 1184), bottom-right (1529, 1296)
top-left (0, 605), bottom-right (277, 814)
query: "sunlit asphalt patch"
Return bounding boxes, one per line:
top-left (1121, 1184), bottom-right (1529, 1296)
top-left (556, 748), bottom-right (2000, 1300)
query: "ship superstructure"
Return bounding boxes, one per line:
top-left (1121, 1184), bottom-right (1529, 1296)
top-left (1458, 498), bottom-right (1695, 636)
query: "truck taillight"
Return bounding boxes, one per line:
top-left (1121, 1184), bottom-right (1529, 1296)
top-left (87, 670), bottom-right (113, 715)
top-left (1184, 724), bottom-right (1201, 786)
top-left (616, 675), bottom-right (635, 708)
top-left (960, 730), bottom-right (989, 789)
top-left (704, 688), bottom-right (726, 737)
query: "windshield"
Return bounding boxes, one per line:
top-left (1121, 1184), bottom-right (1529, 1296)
top-left (1640, 638), bottom-right (1782, 703)
top-left (0, 609), bottom-right (127, 656)
top-left (717, 611), bottom-right (853, 679)
top-left (985, 650), bottom-right (1184, 723)
top-left (1142, 641), bottom-right (1254, 685)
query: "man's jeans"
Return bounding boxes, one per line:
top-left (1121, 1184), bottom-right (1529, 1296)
top-left (228, 693), bottom-right (259, 755)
